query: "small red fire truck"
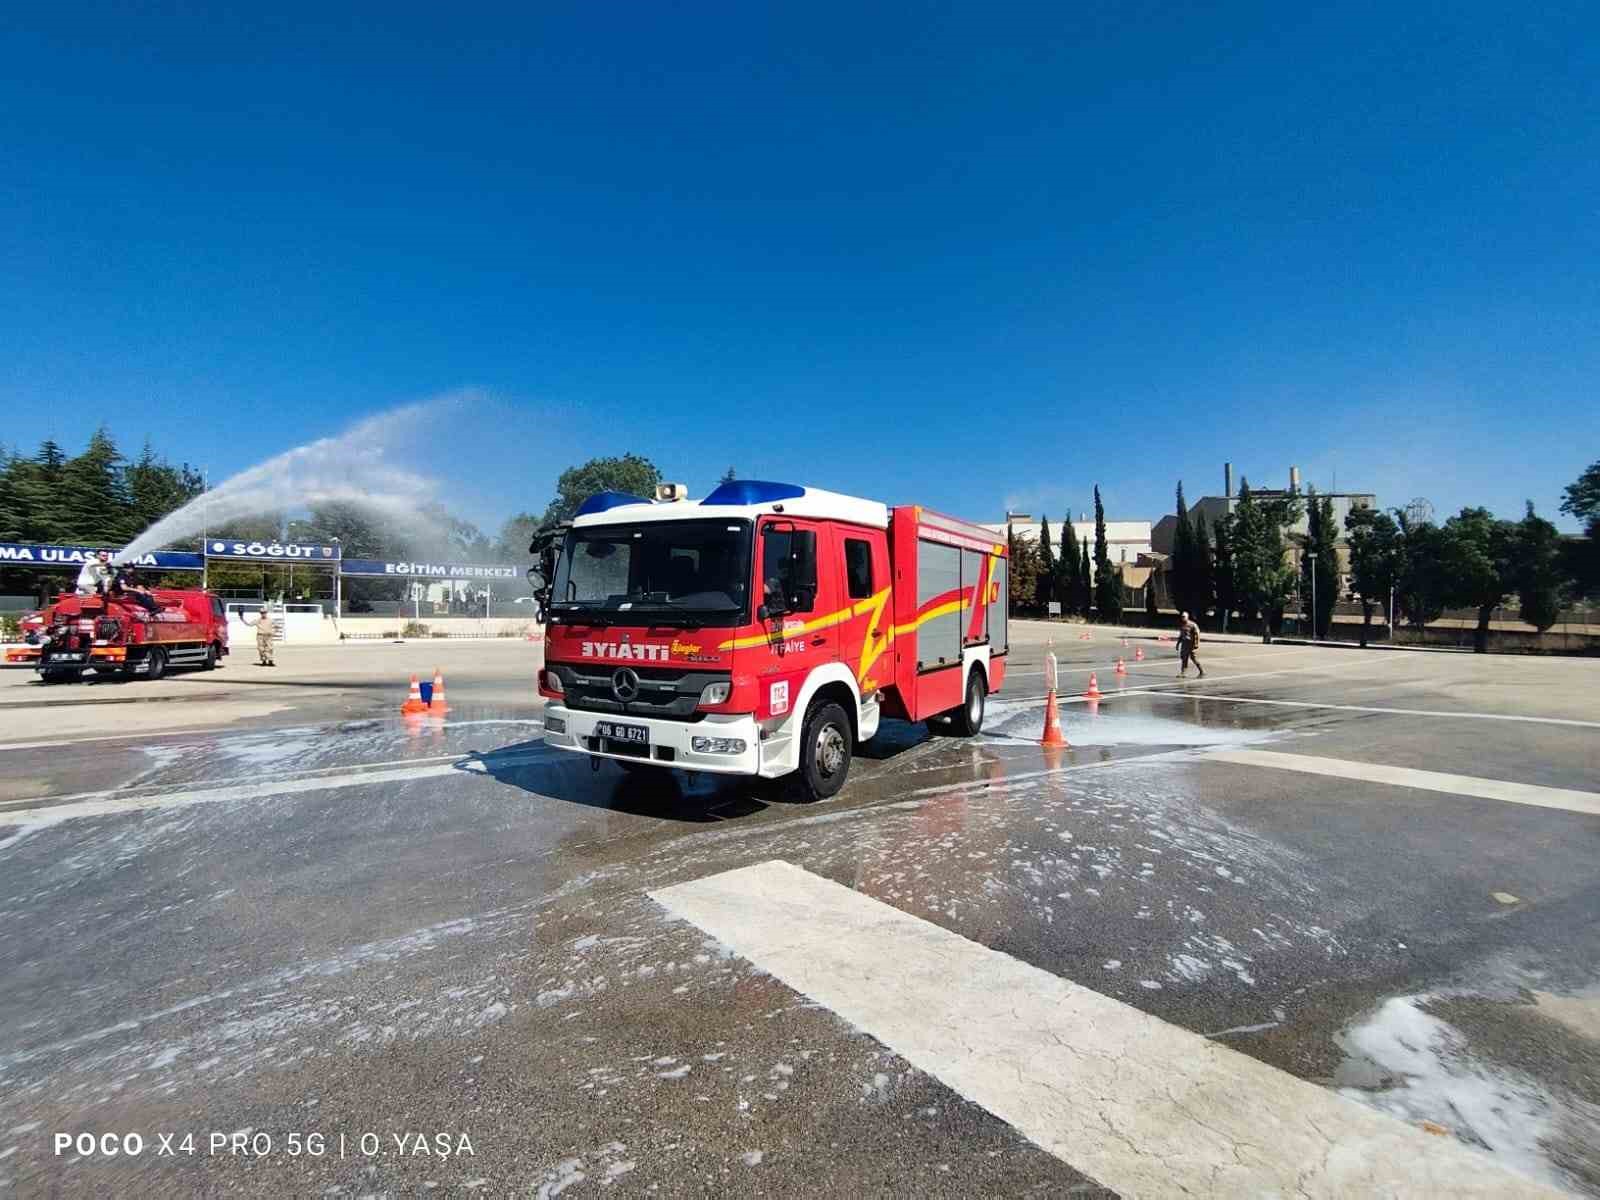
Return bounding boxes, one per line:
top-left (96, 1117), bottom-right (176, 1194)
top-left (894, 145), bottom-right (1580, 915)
top-left (533, 480), bottom-right (1009, 800)
top-left (6, 588), bottom-right (229, 683)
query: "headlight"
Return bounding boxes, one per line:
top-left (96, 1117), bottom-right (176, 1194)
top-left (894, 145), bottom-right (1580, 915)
top-left (691, 736), bottom-right (747, 755)
top-left (698, 681), bottom-right (731, 706)
top-left (541, 668), bottom-right (564, 695)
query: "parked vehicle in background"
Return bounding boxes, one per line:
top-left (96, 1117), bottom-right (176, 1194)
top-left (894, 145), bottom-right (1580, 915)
top-left (4, 589), bottom-right (229, 683)
top-left (533, 480), bottom-right (1009, 800)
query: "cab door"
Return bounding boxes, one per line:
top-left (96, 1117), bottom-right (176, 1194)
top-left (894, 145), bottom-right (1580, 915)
top-left (753, 517), bottom-right (839, 722)
top-left (837, 527), bottom-right (890, 690)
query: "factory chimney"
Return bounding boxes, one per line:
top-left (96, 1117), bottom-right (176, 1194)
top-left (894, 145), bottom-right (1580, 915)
top-left (1289, 465), bottom-right (1301, 494)
top-left (1224, 462), bottom-right (1233, 499)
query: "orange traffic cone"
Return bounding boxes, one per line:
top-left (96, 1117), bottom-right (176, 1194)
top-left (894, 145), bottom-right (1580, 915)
top-left (1135, 646), bottom-right (1145, 662)
top-left (429, 668), bottom-right (450, 714)
top-left (401, 674), bottom-right (428, 714)
top-left (1085, 672), bottom-right (1102, 699)
top-left (1040, 689), bottom-right (1068, 747)
top-left (1115, 657), bottom-right (1127, 677)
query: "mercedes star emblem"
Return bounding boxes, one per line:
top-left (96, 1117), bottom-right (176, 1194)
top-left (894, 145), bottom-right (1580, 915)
top-left (611, 667), bottom-right (640, 702)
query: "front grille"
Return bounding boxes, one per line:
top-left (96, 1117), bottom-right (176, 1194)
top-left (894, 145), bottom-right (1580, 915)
top-left (550, 663), bottom-right (731, 722)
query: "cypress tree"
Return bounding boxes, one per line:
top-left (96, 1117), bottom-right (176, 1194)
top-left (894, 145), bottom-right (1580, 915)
top-left (1193, 510), bottom-right (1214, 625)
top-left (1171, 481), bottom-right (1195, 617)
top-left (1037, 516), bottom-right (1056, 610)
top-left (1078, 541), bottom-right (1091, 614)
top-left (1057, 515), bottom-right (1079, 614)
top-left (1092, 485), bottom-right (1121, 621)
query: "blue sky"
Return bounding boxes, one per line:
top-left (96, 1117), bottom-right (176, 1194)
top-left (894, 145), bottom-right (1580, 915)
top-left (4, 2), bottom-right (1596, 535)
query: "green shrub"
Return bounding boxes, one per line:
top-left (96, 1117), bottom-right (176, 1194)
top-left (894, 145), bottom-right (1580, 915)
top-left (0, 613), bottom-right (21, 641)
top-left (401, 621), bottom-right (430, 638)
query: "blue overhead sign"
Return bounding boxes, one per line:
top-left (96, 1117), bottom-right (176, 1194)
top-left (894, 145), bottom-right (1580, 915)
top-left (0, 541), bottom-right (521, 579)
top-left (0, 542), bottom-right (203, 570)
top-left (204, 540), bottom-right (341, 562)
top-left (341, 558), bottom-right (523, 580)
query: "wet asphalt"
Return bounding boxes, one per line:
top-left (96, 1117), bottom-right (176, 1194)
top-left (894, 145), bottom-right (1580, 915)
top-left (0, 629), bottom-right (1596, 1197)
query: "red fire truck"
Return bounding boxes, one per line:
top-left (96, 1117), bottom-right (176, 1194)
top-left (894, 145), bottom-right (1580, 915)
top-left (533, 480), bottom-right (1009, 800)
top-left (5, 588), bottom-right (229, 683)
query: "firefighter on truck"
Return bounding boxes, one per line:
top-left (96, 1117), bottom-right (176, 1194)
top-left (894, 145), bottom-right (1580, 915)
top-left (532, 480), bottom-right (1009, 801)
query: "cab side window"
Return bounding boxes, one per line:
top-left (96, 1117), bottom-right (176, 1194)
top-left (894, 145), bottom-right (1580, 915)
top-left (844, 538), bottom-right (873, 599)
top-left (760, 525), bottom-right (817, 614)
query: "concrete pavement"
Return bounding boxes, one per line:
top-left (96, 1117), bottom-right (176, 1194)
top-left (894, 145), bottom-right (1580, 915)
top-left (1, 624), bottom-right (1597, 1196)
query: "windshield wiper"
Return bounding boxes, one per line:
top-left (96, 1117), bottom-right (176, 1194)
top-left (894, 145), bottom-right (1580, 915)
top-left (621, 597), bottom-right (742, 628)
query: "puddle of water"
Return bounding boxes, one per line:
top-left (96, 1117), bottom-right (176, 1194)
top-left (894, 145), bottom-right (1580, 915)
top-left (985, 698), bottom-right (1270, 749)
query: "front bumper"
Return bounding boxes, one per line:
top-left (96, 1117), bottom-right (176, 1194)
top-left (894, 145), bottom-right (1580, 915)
top-left (543, 704), bottom-right (763, 776)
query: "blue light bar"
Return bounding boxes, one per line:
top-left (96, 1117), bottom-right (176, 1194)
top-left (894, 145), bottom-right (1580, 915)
top-left (575, 491), bottom-right (652, 517)
top-left (700, 480), bottom-right (806, 506)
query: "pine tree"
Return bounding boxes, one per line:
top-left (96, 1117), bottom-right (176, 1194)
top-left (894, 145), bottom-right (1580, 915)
top-left (1078, 542), bottom-right (1091, 614)
top-left (58, 427), bottom-right (135, 544)
top-left (720, 466), bottom-right (737, 484)
top-left (1037, 516), bottom-right (1056, 610)
top-left (9, 440), bottom-right (69, 542)
top-left (126, 440), bottom-right (205, 539)
top-left (1007, 524), bottom-right (1040, 612)
top-left (1092, 485), bottom-right (1121, 621)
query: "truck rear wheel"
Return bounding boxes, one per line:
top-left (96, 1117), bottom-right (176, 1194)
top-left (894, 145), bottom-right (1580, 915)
top-left (950, 668), bottom-right (987, 736)
top-left (202, 642), bottom-right (219, 670)
top-left (144, 648), bottom-right (167, 680)
top-left (797, 700), bottom-right (852, 802)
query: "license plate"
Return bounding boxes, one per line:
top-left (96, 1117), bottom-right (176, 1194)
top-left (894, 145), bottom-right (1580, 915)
top-left (49, 653), bottom-right (85, 663)
top-left (595, 721), bottom-right (649, 745)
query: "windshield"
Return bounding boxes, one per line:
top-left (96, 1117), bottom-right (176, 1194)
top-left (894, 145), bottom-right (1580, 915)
top-left (550, 518), bottom-right (752, 625)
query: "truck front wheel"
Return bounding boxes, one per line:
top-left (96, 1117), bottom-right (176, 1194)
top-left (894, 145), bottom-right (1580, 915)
top-left (202, 642), bottom-right (219, 670)
top-left (798, 700), bottom-right (853, 802)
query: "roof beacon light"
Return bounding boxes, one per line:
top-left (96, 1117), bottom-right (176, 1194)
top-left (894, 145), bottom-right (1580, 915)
top-left (700, 480), bottom-right (807, 507)
top-left (574, 491), bottom-right (652, 517)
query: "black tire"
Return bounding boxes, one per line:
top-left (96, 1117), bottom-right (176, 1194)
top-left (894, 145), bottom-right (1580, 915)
top-left (797, 700), bottom-right (853, 802)
top-left (144, 648), bottom-right (167, 681)
top-left (202, 642), bottom-right (219, 670)
top-left (950, 668), bottom-right (987, 736)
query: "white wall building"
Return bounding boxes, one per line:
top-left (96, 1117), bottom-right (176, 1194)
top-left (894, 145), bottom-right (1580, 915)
top-left (981, 518), bottom-right (1153, 580)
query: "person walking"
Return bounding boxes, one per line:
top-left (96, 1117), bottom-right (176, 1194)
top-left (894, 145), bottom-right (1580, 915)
top-left (243, 605), bottom-right (277, 666)
top-left (1177, 611), bottom-right (1205, 678)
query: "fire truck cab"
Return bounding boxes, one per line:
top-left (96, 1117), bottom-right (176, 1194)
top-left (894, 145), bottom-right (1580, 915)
top-left (535, 480), bottom-right (1008, 800)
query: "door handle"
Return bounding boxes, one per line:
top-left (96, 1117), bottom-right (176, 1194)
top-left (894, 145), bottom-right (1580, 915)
top-left (810, 636), bottom-right (826, 647)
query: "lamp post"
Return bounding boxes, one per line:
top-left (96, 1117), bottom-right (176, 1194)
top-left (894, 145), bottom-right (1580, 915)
top-left (1307, 552), bottom-right (1318, 641)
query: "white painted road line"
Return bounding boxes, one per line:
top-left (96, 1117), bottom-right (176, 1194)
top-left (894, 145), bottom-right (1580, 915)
top-left (1152, 691), bottom-right (1600, 729)
top-left (651, 861), bottom-right (1559, 1198)
top-left (1207, 749), bottom-right (1600, 816)
top-left (0, 747), bottom-right (558, 841)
